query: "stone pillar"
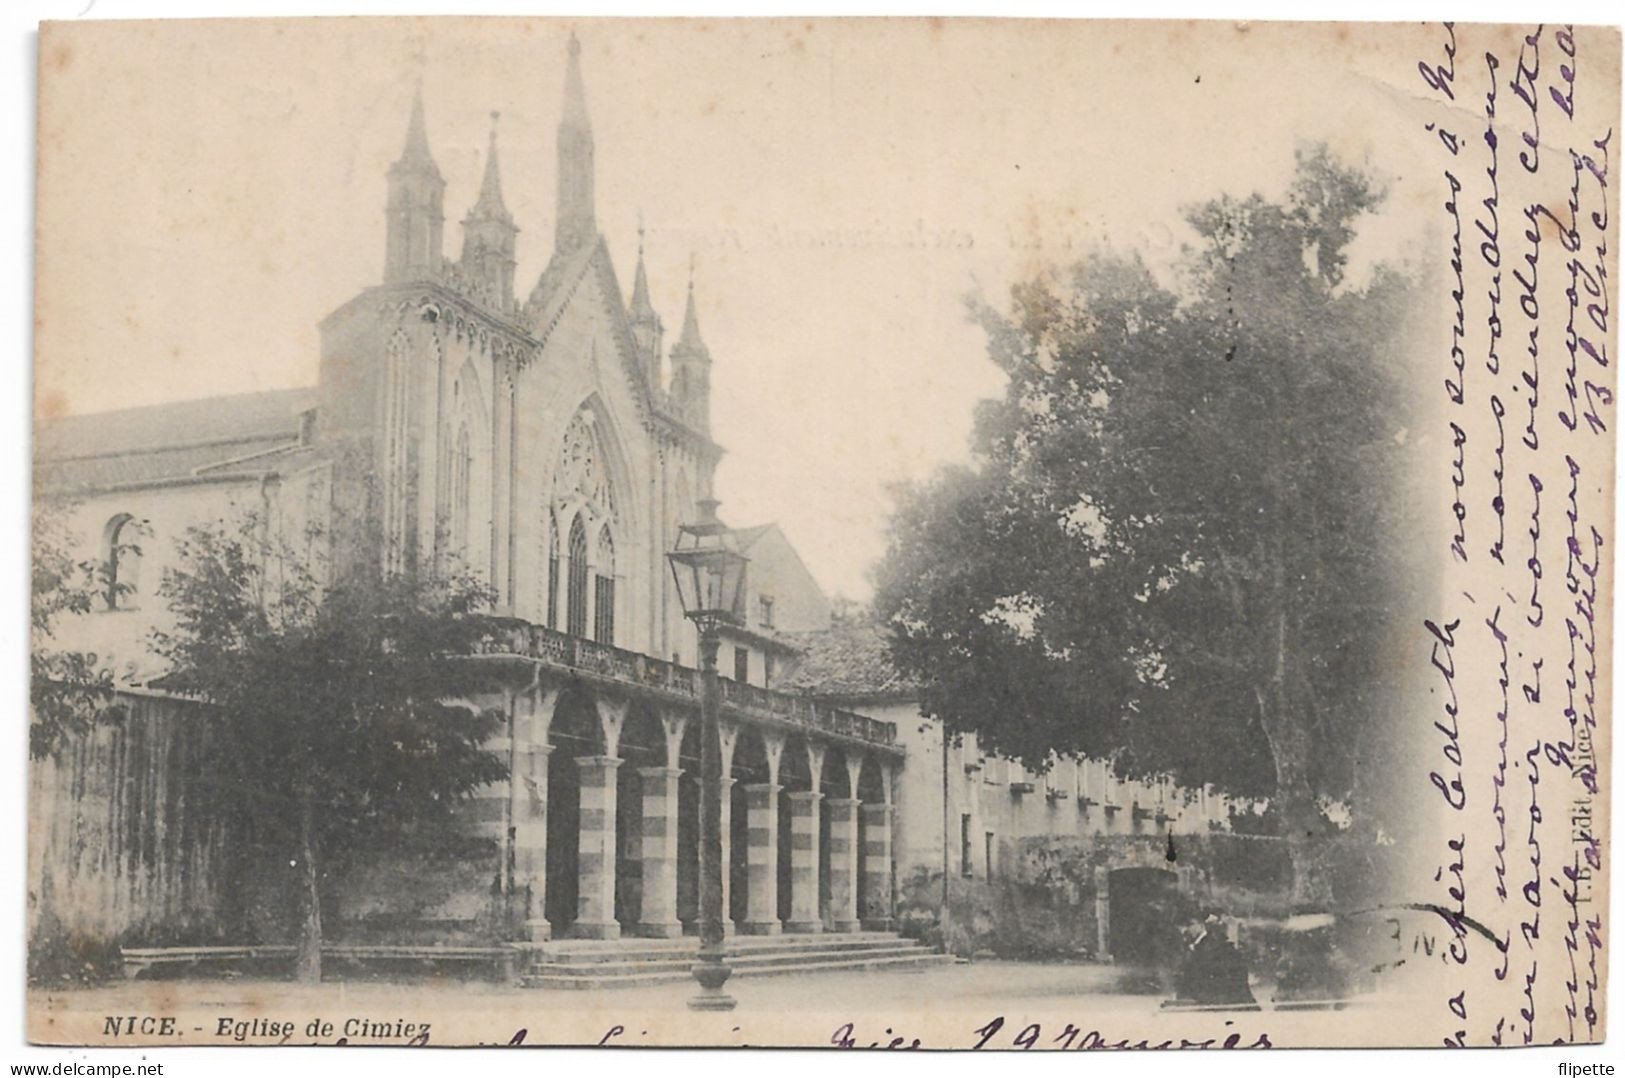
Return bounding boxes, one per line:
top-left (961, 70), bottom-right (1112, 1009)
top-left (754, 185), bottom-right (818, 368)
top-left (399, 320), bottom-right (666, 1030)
top-left (574, 755), bottom-right (622, 939)
top-left (860, 801), bottom-right (895, 930)
top-left (719, 776), bottom-right (736, 935)
top-left (514, 686), bottom-right (558, 941)
top-left (1095, 866), bottom-right (1112, 960)
top-left (825, 797), bottom-right (862, 932)
top-left (741, 782), bottom-right (782, 934)
top-left (516, 745), bottom-right (553, 940)
top-left (784, 790), bottom-right (824, 932)
top-left (636, 765), bottom-right (683, 937)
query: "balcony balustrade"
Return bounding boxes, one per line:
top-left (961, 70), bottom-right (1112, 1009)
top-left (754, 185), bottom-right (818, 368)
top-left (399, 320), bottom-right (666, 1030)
top-left (472, 618), bottom-right (897, 750)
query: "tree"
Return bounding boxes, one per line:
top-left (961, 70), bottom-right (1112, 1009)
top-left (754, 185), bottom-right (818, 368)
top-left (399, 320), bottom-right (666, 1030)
top-left (30, 506), bottom-right (120, 760)
top-left (152, 513), bottom-right (508, 980)
top-left (874, 146), bottom-right (1419, 905)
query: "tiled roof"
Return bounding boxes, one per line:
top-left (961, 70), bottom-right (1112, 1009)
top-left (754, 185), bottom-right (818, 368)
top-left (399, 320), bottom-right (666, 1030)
top-left (782, 620), bottom-right (920, 701)
top-left (36, 387), bottom-right (314, 458)
top-left (34, 387), bottom-right (315, 494)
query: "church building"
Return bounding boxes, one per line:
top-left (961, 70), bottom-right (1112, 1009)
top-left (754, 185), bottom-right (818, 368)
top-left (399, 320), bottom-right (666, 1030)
top-left (32, 35), bottom-right (1230, 976)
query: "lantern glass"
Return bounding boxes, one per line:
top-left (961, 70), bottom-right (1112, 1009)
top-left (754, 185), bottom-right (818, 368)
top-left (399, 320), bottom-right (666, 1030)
top-left (666, 498), bottom-right (749, 629)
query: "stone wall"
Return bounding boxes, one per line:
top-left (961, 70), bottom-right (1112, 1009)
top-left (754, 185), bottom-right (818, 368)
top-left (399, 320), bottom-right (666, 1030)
top-left (28, 692), bottom-right (230, 978)
top-left (28, 689), bottom-right (509, 981)
top-left (896, 832), bottom-right (1295, 961)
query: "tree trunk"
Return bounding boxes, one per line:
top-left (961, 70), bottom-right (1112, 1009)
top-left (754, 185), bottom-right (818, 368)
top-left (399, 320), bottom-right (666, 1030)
top-left (1253, 551), bottom-right (1334, 910)
top-left (295, 785), bottom-right (323, 983)
top-left (1255, 643), bottom-right (1333, 910)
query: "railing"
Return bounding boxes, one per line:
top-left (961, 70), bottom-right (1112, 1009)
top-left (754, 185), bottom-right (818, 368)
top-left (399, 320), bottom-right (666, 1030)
top-left (717, 677), bottom-right (898, 747)
top-left (472, 619), bottom-right (897, 748)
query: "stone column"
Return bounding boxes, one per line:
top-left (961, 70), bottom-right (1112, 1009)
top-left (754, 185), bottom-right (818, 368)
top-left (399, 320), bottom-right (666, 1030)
top-left (860, 802), bottom-right (895, 930)
top-left (784, 790), bottom-right (824, 932)
top-left (514, 686), bottom-right (558, 941)
top-left (574, 755), bottom-right (622, 939)
top-left (516, 745), bottom-right (553, 940)
top-left (719, 776), bottom-right (737, 935)
top-left (825, 797), bottom-right (862, 932)
top-left (741, 782), bottom-right (782, 934)
top-left (636, 766), bottom-right (683, 937)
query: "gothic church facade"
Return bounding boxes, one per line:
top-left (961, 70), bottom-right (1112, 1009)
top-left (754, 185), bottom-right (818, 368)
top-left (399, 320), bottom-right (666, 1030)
top-left (33, 35), bottom-right (1230, 958)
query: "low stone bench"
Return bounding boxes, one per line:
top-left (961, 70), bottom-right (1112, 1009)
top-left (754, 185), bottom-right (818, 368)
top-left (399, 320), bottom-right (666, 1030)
top-left (120, 944), bottom-right (297, 980)
top-left (120, 943), bottom-right (516, 981)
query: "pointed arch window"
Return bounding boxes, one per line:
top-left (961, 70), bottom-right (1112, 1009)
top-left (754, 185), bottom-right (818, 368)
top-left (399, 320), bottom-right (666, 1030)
top-left (545, 512), bottom-right (560, 631)
top-left (566, 514), bottom-right (589, 638)
top-left (446, 422), bottom-right (472, 558)
top-left (103, 514), bottom-right (144, 611)
top-left (593, 527), bottom-right (616, 645)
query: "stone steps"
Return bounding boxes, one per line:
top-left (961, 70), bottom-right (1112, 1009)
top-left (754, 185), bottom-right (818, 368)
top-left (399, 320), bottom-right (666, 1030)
top-left (519, 932), bottom-right (948, 989)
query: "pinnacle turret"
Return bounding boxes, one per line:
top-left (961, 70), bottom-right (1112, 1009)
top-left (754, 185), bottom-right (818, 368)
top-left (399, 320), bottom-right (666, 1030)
top-left (628, 216), bottom-right (664, 387)
top-left (669, 259), bottom-right (712, 432)
top-left (384, 82), bottom-right (446, 284)
top-left (460, 111), bottom-right (518, 304)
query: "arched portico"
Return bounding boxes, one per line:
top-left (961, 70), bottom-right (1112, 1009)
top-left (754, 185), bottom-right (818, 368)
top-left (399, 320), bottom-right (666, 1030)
top-left (492, 625), bottom-right (904, 944)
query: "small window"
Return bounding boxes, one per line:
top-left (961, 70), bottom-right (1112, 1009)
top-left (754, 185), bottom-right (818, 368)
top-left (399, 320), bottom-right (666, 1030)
top-left (985, 831), bottom-right (997, 879)
top-left (763, 652), bottom-right (775, 688)
top-left (103, 514), bottom-right (145, 611)
top-left (960, 814), bottom-right (974, 877)
top-left (759, 595), bottom-right (775, 629)
top-left (733, 646), bottom-right (749, 684)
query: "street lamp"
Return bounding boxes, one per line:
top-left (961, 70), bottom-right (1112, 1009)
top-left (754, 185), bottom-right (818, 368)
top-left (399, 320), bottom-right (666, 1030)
top-left (667, 497), bottom-right (749, 1011)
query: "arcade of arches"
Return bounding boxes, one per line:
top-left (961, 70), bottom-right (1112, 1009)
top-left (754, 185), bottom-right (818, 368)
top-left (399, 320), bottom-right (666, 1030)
top-left (492, 675), bottom-right (902, 941)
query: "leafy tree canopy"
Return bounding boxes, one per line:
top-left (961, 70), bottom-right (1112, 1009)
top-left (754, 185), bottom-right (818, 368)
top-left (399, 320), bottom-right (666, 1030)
top-left (875, 146), bottom-right (1419, 840)
top-left (152, 514), bottom-right (509, 976)
top-left (30, 506), bottom-right (120, 760)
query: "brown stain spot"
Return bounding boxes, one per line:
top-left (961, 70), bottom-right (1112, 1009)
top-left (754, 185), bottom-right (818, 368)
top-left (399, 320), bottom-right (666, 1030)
top-left (701, 98), bottom-right (718, 116)
top-left (37, 388), bottom-right (69, 421)
top-left (46, 40), bottom-right (71, 73)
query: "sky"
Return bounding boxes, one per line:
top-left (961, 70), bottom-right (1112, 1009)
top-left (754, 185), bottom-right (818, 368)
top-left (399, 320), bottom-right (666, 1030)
top-left (33, 17), bottom-right (1429, 600)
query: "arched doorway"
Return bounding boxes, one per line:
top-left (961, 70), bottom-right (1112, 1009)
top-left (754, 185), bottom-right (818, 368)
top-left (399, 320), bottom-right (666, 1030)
top-left (816, 750), bottom-right (835, 928)
top-left (856, 756), bottom-right (887, 922)
top-left (777, 739), bottom-right (813, 923)
top-left (730, 729), bottom-right (774, 927)
top-left (544, 688), bottom-right (601, 936)
top-left (615, 705), bottom-right (666, 932)
top-left (675, 720), bottom-right (702, 932)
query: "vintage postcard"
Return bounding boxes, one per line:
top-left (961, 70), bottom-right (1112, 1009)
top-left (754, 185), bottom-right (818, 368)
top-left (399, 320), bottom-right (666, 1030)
top-left (26, 17), bottom-right (1619, 1049)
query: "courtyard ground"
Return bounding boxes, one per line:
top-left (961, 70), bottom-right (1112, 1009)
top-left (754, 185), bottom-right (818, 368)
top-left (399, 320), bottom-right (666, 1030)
top-left (30, 960), bottom-right (1397, 1049)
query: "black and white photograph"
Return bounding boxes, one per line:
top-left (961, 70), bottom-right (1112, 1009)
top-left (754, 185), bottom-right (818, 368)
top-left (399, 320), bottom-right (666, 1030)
top-left (18, 12), bottom-right (1618, 1054)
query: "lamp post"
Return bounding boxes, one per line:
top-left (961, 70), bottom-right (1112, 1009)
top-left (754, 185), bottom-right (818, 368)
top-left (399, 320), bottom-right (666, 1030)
top-left (667, 497), bottom-right (749, 1012)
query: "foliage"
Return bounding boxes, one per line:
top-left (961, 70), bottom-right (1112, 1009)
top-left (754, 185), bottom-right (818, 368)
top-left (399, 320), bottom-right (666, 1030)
top-left (30, 505), bottom-right (122, 760)
top-left (874, 146), bottom-right (1419, 901)
top-left (151, 513), bottom-right (509, 977)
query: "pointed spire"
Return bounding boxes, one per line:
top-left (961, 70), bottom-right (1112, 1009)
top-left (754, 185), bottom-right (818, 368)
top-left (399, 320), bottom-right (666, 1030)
top-left (561, 31), bottom-right (590, 132)
top-left (470, 111), bottom-right (509, 220)
top-left (676, 256), bottom-right (708, 355)
top-left (396, 80), bottom-right (441, 179)
top-left (385, 78), bottom-right (446, 284)
top-left (554, 31), bottom-right (597, 256)
top-left (629, 212), bottom-right (656, 319)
